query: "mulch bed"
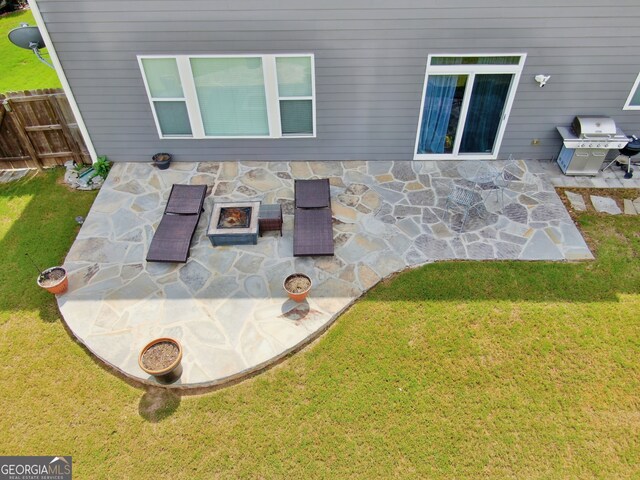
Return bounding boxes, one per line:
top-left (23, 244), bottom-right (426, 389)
top-left (555, 187), bottom-right (640, 252)
top-left (555, 187), bottom-right (640, 215)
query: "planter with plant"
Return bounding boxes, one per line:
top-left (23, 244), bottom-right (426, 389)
top-left (151, 153), bottom-right (172, 170)
top-left (284, 273), bottom-right (312, 303)
top-left (27, 254), bottom-right (68, 295)
top-left (138, 337), bottom-right (183, 383)
top-left (65, 155), bottom-right (111, 190)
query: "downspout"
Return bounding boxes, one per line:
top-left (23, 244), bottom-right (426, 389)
top-left (27, 0), bottom-right (98, 163)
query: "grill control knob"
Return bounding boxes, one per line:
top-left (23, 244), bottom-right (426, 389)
top-left (596, 144), bottom-right (600, 147)
top-left (589, 143), bottom-right (593, 147)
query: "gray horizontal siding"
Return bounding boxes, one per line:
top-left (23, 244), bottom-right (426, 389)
top-left (37, 0), bottom-right (640, 162)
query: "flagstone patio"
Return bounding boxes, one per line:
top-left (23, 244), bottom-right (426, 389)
top-left (58, 160), bottom-right (592, 388)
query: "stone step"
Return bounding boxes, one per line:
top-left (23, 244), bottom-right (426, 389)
top-left (590, 195), bottom-right (622, 215)
top-left (623, 199), bottom-right (638, 215)
top-left (565, 191), bottom-right (586, 211)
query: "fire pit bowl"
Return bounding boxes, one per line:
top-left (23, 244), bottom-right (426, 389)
top-left (217, 206), bottom-right (252, 229)
top-left (207, 201), bottom-right (261, 246)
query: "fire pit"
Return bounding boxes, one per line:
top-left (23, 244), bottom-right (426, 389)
top-left (217, 206), bottom-right (252, 229)
top-left (207, 201), bottom-right (260, 246)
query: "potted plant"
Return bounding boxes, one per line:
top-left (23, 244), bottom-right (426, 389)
top-left (138, 337), bottom-right (183, 383)
top-left (27, 254), bottom-right (68, 294)
top-left (151, 152), bottom-right (172, 170)
top-left (284, 273), bottom-right (312, 303)
top-left (37, 266), bottom-right (68, 295)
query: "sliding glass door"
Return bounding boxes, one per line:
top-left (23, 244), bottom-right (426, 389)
top-left (414, 55), bottom-right (526, 160)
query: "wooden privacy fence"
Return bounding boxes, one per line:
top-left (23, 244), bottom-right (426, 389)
top-left (0, 89), bottom-right (90, 170)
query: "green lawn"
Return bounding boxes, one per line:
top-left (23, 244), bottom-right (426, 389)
top-left (0, 9), bottom-right (61, 93)
top-left (0, 170), bottom-right (639, 479)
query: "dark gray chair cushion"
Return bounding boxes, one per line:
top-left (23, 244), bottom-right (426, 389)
top-left (295, 179), bottom-right (330, 209)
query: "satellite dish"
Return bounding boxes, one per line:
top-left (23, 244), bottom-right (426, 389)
top-left (7, 24), bottom-right (53, 69)
top-left (8, 24), bottom-right (45, 49)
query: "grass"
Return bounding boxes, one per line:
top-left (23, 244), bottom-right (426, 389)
top-left (0, 170), bottom-right (639, 478)
top-left (0, 9), bottom-right (61, 93)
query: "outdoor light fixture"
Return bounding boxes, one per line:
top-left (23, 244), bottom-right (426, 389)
top-left (7, 23), bottom-right (54, 69)
top-left (534, 74), bottom-right (551, 87)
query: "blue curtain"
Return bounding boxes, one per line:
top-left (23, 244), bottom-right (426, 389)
top-left (459, 74), bottom-right (511, 153)
top-left (417, 75), bottom-right (457, 154)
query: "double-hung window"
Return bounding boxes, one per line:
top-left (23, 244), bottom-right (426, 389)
top-left (138, 54), bottom-right (316, 139)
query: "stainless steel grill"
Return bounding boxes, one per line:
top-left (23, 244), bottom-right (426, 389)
top-left (556, 115), bottom-right (629, 175)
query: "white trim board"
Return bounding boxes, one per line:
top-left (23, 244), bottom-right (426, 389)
top-left (28, 0), bottom-right (98, 163)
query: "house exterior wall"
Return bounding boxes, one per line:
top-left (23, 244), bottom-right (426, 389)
top-left (35, 0), bottom-right (640, 162)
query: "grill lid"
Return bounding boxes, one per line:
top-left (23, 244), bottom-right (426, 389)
top-left (572, 115), bottom-right (617, 138)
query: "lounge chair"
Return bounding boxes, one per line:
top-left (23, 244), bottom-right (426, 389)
top-left (293, 179), bottom-right (334, 257)
top-left (146, 184), bottom-right (208, 263)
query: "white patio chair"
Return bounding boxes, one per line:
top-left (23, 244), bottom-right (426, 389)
top-left (490, 157), bottom-right (519, 209)
top-left (445, 184), bottom-right (486, 232)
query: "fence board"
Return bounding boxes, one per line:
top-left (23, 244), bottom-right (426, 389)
top-left (0, 89), bottom-right (90, 170)
top-left (53, 93), bottom-right (90, 158)
top-left (3, 100), bottom-right (42, 171)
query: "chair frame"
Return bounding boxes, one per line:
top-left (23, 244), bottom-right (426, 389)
top-left (445, 184), bottom-right (486, 232)
top-left (489, 158), bottom-right (519, 209)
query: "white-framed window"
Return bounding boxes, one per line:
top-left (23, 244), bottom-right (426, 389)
top-left (138, 54), bottom-right (316, 139)
top-left (623, 72), bottom-right (640, 110)
top-left (414, 53), bottom-right (526, 160)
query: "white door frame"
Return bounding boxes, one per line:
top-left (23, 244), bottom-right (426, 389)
top-left (413, 53), bottom-right (527, 161)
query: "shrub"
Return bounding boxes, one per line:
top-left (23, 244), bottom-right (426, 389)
top-left (92, 155), bottom-right (111, 179)
top-left (0, 1), bottom-right (27, 14)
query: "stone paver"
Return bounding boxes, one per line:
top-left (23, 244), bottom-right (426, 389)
top-left (590, 195), bottom-right (622, 215)
top-left (540, 156), bottom-right (640, 189)
top-left (58, 160), bottom-right (593, 388)
top-left (623, 199), bottom-right (638, 215)
top-left (0, 168), bottom-right (31, 183)
top-left (565, 191), bottom-right (587, 211)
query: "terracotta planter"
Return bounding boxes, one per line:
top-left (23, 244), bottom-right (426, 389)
top-left (36, 266), bottom-right (68, 294)
top-left (151, 152), bottom-right (172, 170)
top-left (138, 337), bottom-right (183, 383)
top-left (284, 273), bottom-right (312, 303)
